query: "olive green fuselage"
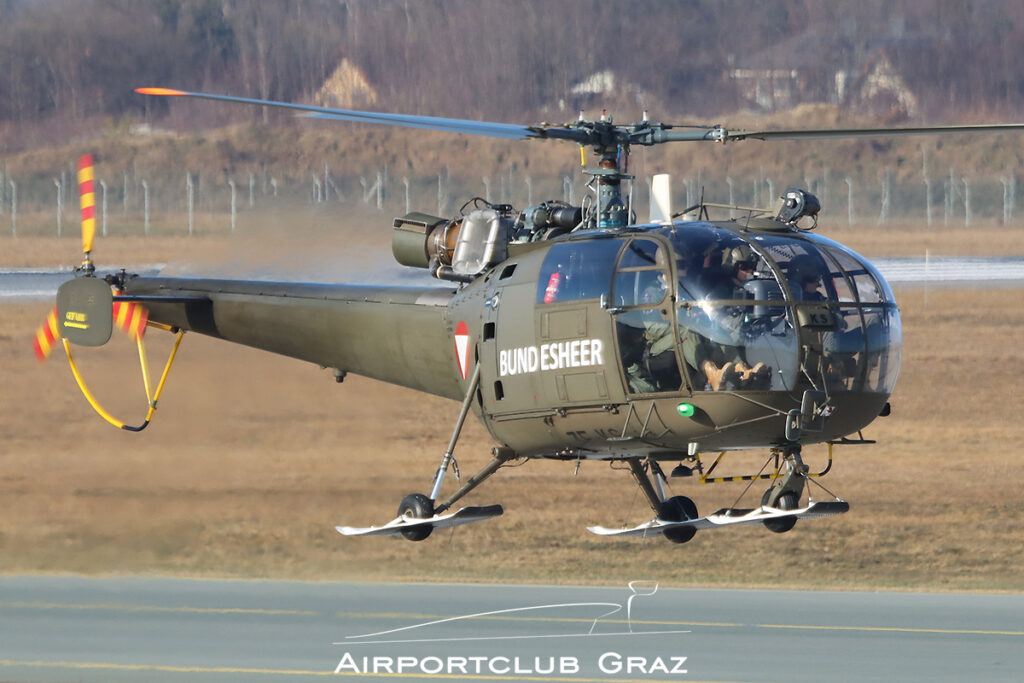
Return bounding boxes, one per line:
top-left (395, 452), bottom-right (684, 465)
top-left (125, 221), bottom-right (898, 461)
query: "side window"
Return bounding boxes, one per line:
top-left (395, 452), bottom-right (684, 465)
top-left (536, 239), bottom-right (623, 304)
top-left (612, 239), bottom-right (669, 308)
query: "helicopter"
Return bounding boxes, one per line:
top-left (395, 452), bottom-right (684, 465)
top-left (36, 87), bottom-right (1024, 543)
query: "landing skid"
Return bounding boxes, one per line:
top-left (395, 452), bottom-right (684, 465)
top-left (336, 504), bottom-right (504, 537)
top-left (587, 501), bottom-right (848, 538)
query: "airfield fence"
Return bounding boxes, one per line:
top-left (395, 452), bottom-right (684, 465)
top-left (1, 160), bottom-right (1020, 237)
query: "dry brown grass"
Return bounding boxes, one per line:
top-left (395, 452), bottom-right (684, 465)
top-left (1, 226), bottom-right (1023, 590)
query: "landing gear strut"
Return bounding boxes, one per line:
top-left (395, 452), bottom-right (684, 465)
top-left (336, 362), bottom-right (506, 540)
top-left (627, 457), bottom-right (699, 544)
top-left (588, 443), bottom-right (848, 542)
top-left (761, 446), bottom-right (808, 534)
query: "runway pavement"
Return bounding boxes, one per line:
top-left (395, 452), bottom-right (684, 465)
top-left (0, 576), bottom-right (1021, 682)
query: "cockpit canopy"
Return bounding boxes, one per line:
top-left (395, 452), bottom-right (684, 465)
top-left (536, 222), bottom-right (901, 395)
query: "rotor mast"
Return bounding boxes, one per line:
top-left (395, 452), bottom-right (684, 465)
top-left (573, 111), bottom-right (636, 228)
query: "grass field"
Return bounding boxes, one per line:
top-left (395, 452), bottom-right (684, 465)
top-left (1, 219), bottom-right (1022, 590)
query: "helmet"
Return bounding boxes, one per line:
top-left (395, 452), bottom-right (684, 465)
top-left (787, 253), bottom-right (821, 284)
top-left (721, 243), bottom-right (757, 275)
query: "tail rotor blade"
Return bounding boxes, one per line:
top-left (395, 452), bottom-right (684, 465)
top-left (33, 307), bottom-right (60, 362)
top-left (112, 299), bottom-right (149, 340)
top-left (78, 154), bottom-right (96, 258)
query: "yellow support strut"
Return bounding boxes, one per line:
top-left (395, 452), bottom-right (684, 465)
top-left (695, 444), bottom-right (835, 484)
top-left (62, 327), bottom-right (185, 432)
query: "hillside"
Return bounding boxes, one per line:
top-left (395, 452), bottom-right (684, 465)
top-left (3, 0), bottom-right (1024, 154)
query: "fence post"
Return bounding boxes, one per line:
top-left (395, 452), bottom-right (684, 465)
top-left (229, 179), bottom-right (237, 233)
top-left (187, 173), bottom-right (194, 236)
top-left (923, 176), bottom-right (932, 228)
top-left (55, 179), bottom-right (63, 237)
top-left (142, 180), bottom-right (150, 236)
top-left (877, 170), bottom-right (890, 226)
top-left (402, 177), bottom-right (410, 215)
top-left (99, 180), bottom-right (108, 237)
top-left (845, 177), bottom-right (854, 226)
top-left (945, 168), bottom-right (955, 226)
top-left (438, 171), bottom-right (447, 216)
top-left (1002, 174), bottom-right (1015, 225)
top-left (725, 176), bottom-right (735, 217)
top-left (962, 177), bottom-right (971, 228)
top-left (9, 180), bottom-right (15, 236)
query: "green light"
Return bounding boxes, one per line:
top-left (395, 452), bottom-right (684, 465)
top-left (676, 402), bottom-right (695, 417)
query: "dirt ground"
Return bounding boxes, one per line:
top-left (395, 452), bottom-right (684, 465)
top-left (1, 221), bottom-right (1023, 590)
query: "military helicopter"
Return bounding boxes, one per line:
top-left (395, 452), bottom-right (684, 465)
top-left (37, 87), bottom-right (1024, 543)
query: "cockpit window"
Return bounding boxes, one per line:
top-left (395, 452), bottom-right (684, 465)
top-left (805, 234), bottom-right (897, 303)
top-left (610, 237), bottom-right (683, 394)
top-left (643, 223), bottom-right (901, 393)
top-left (617, 239), bottom-right (662, 269)
top-left (662, 224), bottom-right (779, 302)
top-left (536, 238), bottom-right (623, 304)
top-left (612, 238), bottom-right (669, 308)
top-left (747, 234), bottom-right (842, 301)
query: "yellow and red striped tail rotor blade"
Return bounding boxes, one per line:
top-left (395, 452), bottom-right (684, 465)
top-left (112, 299), bottom-right (149, 340)
top-left (78, 154), bottom-right (96, 256)
top-left (34, 300), bottom-right (148, 361)
top-left (33, 307), bottom-right (60, 362)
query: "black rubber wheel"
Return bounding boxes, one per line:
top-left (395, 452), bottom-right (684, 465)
top-left (658, 495), bottom-right (699, 544)
top-left (762, 490), bottom-right (799, 534)
top-left (397, 493), bottom-right (434, 541)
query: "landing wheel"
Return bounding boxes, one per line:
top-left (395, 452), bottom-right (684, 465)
top-left (397, 493), bottom-right (434, 541)
top-left (762, 490), bottom-right (798, 534)
top-left (658, 495), bottom-right (698, 544)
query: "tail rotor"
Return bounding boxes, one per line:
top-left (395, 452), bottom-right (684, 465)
top-left (32, 154), bottom-right (181, 433)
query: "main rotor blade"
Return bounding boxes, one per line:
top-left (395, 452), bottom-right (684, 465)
top-left (136, 88), bottom-right (1024, 148)
top-left (722, 123), bottom-right (1024, 141)
top-left (136, 87), bottom-right (541, 140)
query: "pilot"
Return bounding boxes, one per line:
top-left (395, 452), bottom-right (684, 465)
top-left (629, 268), bottom-right (681, 393)
top-left (787, 253), bottom-right (858, 386)
top-left (690, 244), bottom-right (769, 390)
top-left (787, 254), bottom-right (827, 301)
top-left (702, 243), bottom-right (754, 299)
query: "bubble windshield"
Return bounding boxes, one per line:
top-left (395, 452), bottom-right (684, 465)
top-left (628, 223), bottom-right (904, 394)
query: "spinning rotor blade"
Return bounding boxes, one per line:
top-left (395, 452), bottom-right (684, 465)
top-left (136, 87), bottom-right (543, 140)
top-left (137, 87), bottom-right (1024, 152)
top-left (717, 122), bottom-right (1024, 142)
